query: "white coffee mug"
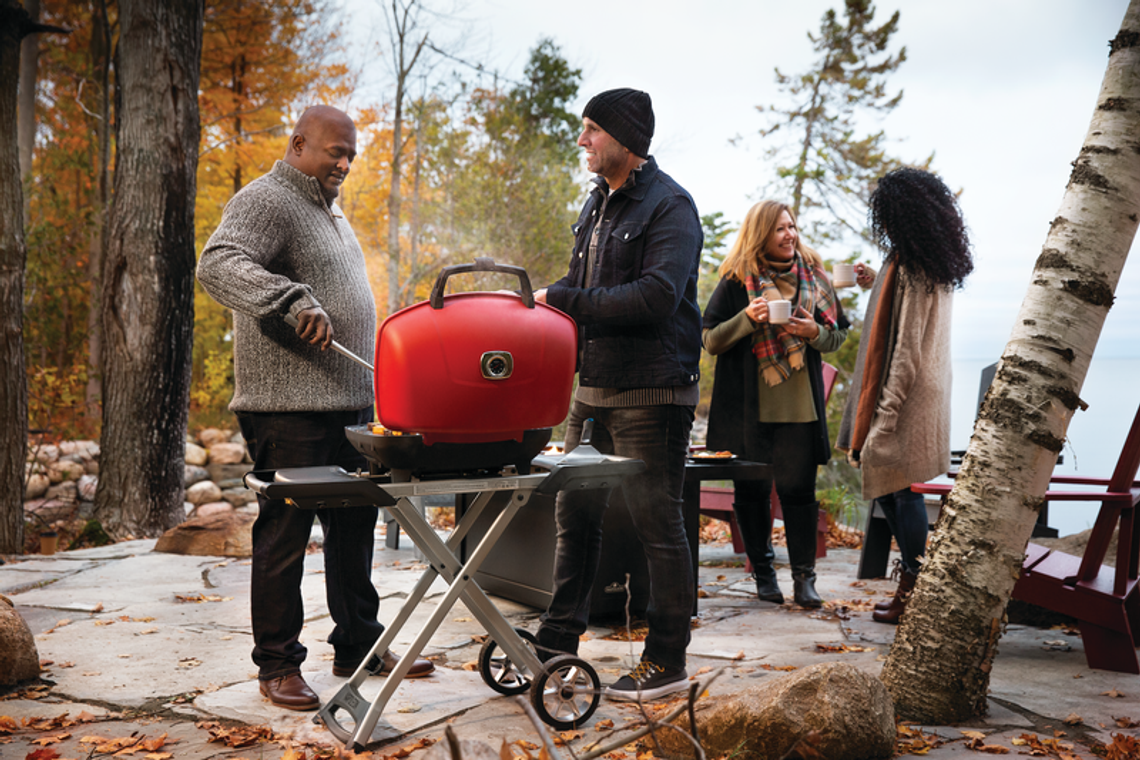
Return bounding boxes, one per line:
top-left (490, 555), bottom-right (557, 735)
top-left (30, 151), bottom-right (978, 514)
top-left (768, 299), bottom-right (792, 324)
top-left (833, 263), bottom-right (856, 288)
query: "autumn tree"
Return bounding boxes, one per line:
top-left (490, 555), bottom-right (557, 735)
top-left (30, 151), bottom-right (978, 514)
top-left (95, 0), bottom-right (202, 537)
top-left (880, 0), bottom-right (1140, 722)
top-left (756, 0), bottom-right (916, 248)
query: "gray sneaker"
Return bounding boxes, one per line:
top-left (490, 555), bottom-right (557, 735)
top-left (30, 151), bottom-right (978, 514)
top-left (604, 660), bottom-right (688, 701)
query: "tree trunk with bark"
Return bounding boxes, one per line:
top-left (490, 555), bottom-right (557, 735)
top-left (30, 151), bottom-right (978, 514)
top-left (1, 0), bottom-right (31, 554)
top-left (881, 0), bottom-right (1140, 722)
top-left (95, 0), bottom-right (202, 538)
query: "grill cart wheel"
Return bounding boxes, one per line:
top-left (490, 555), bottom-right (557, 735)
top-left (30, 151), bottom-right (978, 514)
top-left (529, 654), bottom-right (600, 730)
top-left (478, 628), bottom-right (539, 695)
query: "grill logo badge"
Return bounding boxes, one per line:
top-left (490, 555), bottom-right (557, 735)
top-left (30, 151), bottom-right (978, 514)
top-left (480, 351), bottom-right (513, 380)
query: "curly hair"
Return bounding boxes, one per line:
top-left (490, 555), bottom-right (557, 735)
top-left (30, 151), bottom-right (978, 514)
top-left (869, 167), bottom-right (973, 291)
top-left (719, 200), bottom-right (823, 284)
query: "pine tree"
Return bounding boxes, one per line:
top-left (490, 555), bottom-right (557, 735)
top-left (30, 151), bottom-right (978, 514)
top-left (757, 0), bottom-right (919, 248)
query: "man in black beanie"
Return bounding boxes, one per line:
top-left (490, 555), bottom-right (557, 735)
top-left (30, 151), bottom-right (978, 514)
top-left (534, 88), bottom-right (703, 701)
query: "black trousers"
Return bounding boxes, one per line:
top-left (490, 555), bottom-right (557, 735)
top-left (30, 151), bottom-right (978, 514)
top-left (237, 408), bottom-right (383, 680)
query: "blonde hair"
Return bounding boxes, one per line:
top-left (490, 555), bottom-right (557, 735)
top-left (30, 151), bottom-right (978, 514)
top-left (719, 201), bottom-right (822, 283)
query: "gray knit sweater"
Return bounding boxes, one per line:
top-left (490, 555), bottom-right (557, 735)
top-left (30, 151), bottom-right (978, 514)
top-left (197, 161), bottom-right (375, 413)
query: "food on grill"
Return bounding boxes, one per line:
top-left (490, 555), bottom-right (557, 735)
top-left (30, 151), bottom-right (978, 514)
top-left (689, 450), bottom-right (734, 459)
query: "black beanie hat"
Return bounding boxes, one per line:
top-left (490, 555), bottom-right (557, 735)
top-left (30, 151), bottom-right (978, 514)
top-left (582, 88), bottom-right (654, 159)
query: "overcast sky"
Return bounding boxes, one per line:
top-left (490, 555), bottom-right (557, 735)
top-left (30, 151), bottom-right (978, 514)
top-left (344, 0), bottom-right (1137, 361)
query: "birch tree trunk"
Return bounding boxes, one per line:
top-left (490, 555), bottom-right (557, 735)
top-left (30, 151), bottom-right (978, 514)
top-left (95, 0), bottom-right (202, 538)
top-left (881, 0), bottom-right (1140, 722)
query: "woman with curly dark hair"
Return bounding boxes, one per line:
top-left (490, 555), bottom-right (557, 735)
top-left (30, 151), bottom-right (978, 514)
top-left (837, 167), bottom-right (973, 624)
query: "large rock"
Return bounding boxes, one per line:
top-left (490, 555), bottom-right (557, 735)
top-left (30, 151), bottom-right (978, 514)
top-left (656, 662), bottom-right (895, 760)
top-left (185, 441), bottom-right (208, 466)
top-left (25, 498), bottom-right (74, 524)
top-left (46, 481), bottom-right (78, 505)
top-left (0, 594), bottom-right (40, 686)
top-left (221, 487), bottom-right (257, 507)
top-left (25, 472), bottom-right (50, 499)
top-left (186, 480), bottom-right (223, 505)
top-left (196, 501), bottom-right (234, 519)
top-left (207, 442), bottom-right (246, 464)
top-left (58, 440), bottom-right (99, 458)
top-left (207, 462), bottom-right (253, 486)
top-left (30, 444), bottom-right (59, 464)
top-left (47, 459), bottom-right (86, 484)
top-left (184, 464), bottom-right (210, 487)
top-left (77, 474), bottom-right (98, 501)
top-left (198, 427), bottom-right (232, 448)
top-left (154, 512), bottom-right (254, 557)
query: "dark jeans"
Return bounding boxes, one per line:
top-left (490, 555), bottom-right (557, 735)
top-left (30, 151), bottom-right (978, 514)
top-left (238, 408), bottom-right (383, 680)
top-left (875, 487), bottom-right (929, 573)
top-left (537, 401), bottom-right (695, 672)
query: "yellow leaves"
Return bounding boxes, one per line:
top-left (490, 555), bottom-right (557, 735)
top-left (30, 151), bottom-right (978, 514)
top-left (814, 643), bottom-right (874, 653)
top-left (1010, 733), bottom-right (1079, 759)
top-left (960, 731), bottom-right (1009, 754)
top-left (78, 731), bottom-right (174, 755)
top-left (1102, 689), bottom-right (1127, 698)
top-left (174, 594), bottom-right (232, 603)
top-left (757, 663), bottom-right (797, 671)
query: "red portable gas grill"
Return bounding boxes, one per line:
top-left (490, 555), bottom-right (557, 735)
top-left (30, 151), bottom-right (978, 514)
top-left (245, 259), bottom-right (643, 750)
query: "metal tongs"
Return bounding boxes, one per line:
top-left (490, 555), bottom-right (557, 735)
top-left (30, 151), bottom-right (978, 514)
top-left (284, 312), bottom-right (374, 372)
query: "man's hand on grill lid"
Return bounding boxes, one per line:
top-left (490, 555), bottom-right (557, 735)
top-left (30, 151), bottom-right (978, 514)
top-left (296, 306), bottom-right (334, 350)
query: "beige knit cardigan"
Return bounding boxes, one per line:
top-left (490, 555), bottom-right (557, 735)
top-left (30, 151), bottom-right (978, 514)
top-left (837, 268), bottom-right (953, 501)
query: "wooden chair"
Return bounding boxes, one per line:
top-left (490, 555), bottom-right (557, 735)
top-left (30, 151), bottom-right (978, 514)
top-left (697, 362), bottom-right (839, 569)
top-left (911, 402), bottom-right (1140, 674)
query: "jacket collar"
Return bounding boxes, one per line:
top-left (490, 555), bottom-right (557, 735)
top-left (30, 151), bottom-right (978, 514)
top-left (271, 160), bottom-right (337, 210)
top-left (591, 156), bottom-right (658, 202)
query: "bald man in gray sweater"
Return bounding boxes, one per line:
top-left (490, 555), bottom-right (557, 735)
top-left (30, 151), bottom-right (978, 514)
top-left (198, 105), bottom-right (431, 712)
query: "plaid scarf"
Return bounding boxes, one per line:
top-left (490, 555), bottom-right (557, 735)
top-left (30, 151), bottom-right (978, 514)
top-left (745, 254), bottom-right (840, 387)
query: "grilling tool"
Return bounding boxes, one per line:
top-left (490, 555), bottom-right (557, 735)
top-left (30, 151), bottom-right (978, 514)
top-left (284, 312), bottom-right (374, 372)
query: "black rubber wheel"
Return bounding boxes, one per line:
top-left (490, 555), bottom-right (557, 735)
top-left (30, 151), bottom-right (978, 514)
top-left (529, 654), bottom-right (600, 730)
top-left (478, 628), bottom-right (538, 695)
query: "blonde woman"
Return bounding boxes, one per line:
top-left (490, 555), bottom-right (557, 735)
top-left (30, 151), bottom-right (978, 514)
top-left (703, 201), bottom-right (849, 607)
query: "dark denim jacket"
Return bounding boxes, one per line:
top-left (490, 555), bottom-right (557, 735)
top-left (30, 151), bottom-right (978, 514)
top-left (546, 157), bottom-right (703, 389)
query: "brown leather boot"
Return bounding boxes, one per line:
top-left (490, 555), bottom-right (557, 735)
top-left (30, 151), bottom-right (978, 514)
top-left (259, 673), bottom-right (319, 710)
top-left (875, 560), bottom-right (906, 611)
top-left (872, 568), bottom-right (918, 624)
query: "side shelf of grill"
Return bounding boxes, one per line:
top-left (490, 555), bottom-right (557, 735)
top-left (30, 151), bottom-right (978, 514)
top-left (244, 467), bottom-right (398, 509)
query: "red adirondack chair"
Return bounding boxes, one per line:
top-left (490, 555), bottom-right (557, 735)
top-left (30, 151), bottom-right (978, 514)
top-left (912, 403), bottom-right (1140, 674)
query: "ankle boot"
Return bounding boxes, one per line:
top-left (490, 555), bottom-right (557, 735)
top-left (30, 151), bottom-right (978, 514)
top-left (875, 560), bottom-right (906, 611)
top-left (732, 499), bottom-right (784, 603)
top-left (873, 567), bottom-right (918, 624)
top-left (784, 501), bottom-right (823, 609)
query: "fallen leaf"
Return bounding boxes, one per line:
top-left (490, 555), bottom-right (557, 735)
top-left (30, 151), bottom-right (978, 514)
top-left (94, 620), bottom-right (114, 627)
top-left (461, 661), bottom-right (479, 671)
top-left (1063, 713), bottom-right (1083, 725)
top-left (140, 628), bottom-right (158, 635)
top-left (732, 650), bottom-right (745, 660)
top-left (554, 731), bottom-right (582, 746)
top-left (396, 704), bottom-right (421, 713)
top-left (31, 732), bottom-right (71, 745)
top-left (177, 658), bottom-right (202, 669)
top-left (117, 654), bottom-right (131, 658)
top-left (25, 748), bottom-right (61, 760)
top-left (92, 603), bottom-right (104, 613)
top-left (1102, 689), bottom-right (1126, 698)
top-left (595, 719), bottom-right (614, 730)
top-left (693, 666), bottom-right (712, 676)
top-left (961, 731), bottom-right (987, 740)
top-left (452, 617), bottom-right (472, 623)
top-left (1114, 716), bottom-right (1140, 728)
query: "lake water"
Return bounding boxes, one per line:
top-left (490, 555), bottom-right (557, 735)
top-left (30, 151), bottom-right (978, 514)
top-left (950, 357), bottom-right (1139, 537)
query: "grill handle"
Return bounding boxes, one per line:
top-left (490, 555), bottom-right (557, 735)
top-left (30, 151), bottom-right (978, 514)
top-left (429, 257), bottom-right (535, 310)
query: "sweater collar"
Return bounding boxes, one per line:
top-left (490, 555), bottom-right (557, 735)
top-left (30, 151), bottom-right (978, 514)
top-left (271, 160), bottom-right (339, 211)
